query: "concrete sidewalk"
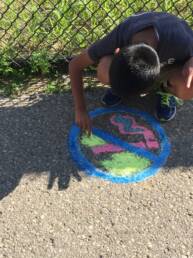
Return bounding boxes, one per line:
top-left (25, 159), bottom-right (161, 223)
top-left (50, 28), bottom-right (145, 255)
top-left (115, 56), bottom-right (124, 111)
top-left (0, 86), bottom-right (192, 258)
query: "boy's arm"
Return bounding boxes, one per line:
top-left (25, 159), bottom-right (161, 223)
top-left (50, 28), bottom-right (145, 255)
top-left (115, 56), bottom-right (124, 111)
top-left (69, 49), bottom-right (95, 135)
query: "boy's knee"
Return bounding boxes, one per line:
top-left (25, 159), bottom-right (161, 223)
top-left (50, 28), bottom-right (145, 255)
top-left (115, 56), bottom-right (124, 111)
top-left (172, 88), bottom-right (193, 100)
top-left (167, 69), bottom-right (193, 100)
top-left (97, 56), bottom-right (113, 85)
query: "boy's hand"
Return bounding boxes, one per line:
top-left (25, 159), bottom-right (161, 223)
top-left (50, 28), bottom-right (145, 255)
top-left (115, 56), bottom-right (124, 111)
top-left (75, 109), bottom-right (92, 136)
top-left (182, 57), bottom-right (193, 89)
top-left (69, 49), bottom-right (95, 137)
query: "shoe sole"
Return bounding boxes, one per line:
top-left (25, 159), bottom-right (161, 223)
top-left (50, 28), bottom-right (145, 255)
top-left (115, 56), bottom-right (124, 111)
top-left (100, 96), bottom-right (122, 108)
top-left (155, 106), bottom-right (176, 122)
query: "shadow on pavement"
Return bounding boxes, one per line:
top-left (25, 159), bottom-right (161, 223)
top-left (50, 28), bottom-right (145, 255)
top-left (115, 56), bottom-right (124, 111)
top-left (0, 92), bottom-right (81, 200)
top-left (0, 87), bottom-right (192, 200)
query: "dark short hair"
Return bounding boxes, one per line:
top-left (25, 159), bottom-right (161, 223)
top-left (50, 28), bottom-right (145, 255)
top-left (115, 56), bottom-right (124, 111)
top-left (109, 43), bottom-right (161, 97)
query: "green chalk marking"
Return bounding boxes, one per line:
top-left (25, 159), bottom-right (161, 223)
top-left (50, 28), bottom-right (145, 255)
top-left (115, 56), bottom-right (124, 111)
top-left (81, 133), bottom-right (151, 177)
top-left (100, 152), bottom-right (151, 176)
top-left (81, 134), bottom-right (106, 147)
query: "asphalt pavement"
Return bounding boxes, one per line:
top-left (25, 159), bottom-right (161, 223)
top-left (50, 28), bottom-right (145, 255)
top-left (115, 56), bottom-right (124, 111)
top-left (0, 83), bottom-right (192, 258)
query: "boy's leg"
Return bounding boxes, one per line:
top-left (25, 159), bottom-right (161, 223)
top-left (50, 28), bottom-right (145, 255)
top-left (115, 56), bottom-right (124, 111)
top-left (97, 56), bottom-right (122, 107)
top-left (97, 56), bottom-right (112, 85)
top-left (166, 68), bottom-right (193, 100)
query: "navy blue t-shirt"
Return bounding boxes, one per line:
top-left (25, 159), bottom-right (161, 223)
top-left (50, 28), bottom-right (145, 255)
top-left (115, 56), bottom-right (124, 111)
top-left (88, 12), bottom-right (193, 64)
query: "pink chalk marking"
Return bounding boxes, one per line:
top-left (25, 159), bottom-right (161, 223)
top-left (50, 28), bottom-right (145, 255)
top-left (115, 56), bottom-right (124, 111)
top-left (132, 141), bottom-right (147, 149)
top-left (92, 141), bottom-right (146, 155)
top-left (92, 144), bottom-right (123, 154)
top-left (110, 114), bottom-right (159, 150)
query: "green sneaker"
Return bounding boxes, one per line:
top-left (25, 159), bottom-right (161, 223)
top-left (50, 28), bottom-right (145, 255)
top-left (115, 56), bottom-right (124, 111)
top-left (155, 91), bottom-right (183, 122)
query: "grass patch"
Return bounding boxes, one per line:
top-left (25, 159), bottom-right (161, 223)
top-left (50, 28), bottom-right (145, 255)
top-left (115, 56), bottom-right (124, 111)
top-left (0, 0), bottom-right (192, 58)
top-left (0, 0), bottom-right (192, 96)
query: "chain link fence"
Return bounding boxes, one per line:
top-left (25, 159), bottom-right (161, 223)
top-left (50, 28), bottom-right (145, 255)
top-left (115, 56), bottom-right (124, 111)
top-left (0, 0), bottom-right (193, 70)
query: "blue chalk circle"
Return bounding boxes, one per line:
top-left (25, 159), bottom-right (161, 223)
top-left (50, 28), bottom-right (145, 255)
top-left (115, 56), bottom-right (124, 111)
top-left (69, 106), bottom-right (171, 183)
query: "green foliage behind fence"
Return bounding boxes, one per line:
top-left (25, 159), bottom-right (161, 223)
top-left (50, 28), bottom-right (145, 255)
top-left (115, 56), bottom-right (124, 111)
top-left (0, 0), bottom-right (193, 72)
